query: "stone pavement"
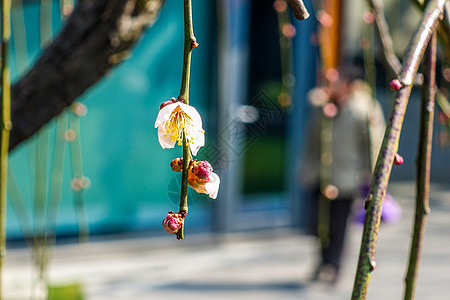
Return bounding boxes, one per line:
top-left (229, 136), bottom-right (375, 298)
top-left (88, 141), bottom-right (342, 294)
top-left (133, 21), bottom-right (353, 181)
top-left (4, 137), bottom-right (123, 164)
top-left (3, 182), bottom-right (450, 300)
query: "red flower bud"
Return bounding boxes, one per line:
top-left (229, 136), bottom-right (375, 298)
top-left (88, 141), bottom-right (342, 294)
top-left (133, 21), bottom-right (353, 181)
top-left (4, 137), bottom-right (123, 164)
top-left (394, 153), bottom-right (404, 166)
top-left (192, 161), bottom-right (213, 180)
top-left (362, 11), bottom-right (375, 24)
top-left (160, 100), bottom-right (173, 110)
top-left (389, 79), bottom-right (403, 91)
top-left (170, 157), bottom-right (183, 172)
top-left (160, 97), bottom-right (180, 110)
top-left (188, 168), bottom-right (208, 188)
top-left (162, 211), bottom-right (184, 234)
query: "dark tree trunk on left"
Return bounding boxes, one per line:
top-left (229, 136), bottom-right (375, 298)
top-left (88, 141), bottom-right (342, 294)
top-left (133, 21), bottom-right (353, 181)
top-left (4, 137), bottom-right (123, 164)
top-left (9, 0), bottom-right (166, 151)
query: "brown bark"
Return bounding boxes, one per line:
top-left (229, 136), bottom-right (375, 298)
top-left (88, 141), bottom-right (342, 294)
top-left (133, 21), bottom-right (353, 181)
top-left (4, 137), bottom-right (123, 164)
top-left (9, 0), bottom-right (166, 150)
top-left (287, 0), bottom-right (310, 20)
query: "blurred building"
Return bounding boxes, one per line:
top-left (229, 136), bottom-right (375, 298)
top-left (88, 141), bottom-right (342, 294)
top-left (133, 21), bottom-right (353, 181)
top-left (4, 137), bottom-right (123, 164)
top-left (6, 0), bottom-right (450, 240)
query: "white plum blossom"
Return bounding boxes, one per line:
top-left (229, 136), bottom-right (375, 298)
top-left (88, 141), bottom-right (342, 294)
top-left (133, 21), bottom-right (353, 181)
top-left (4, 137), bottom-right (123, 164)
top-left (190, 172), bottom-right (220, 200)
top-left (155, 102), bottom-right (205, 156)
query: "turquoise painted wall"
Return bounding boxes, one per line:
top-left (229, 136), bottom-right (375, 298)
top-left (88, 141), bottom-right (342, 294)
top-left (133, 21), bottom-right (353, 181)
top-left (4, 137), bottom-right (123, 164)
top-left (7, 0), bottom-right (216, 238)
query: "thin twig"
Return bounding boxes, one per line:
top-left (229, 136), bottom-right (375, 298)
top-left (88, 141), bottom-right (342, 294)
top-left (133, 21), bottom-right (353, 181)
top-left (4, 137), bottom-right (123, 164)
top-left (0, 0), bottom-right (12, 297)
top-left (275, 0), bottom-right (295, 101)
top-left (351, 1), bottom-right (446, 299)
top-left (367, 0), bottom-right (402, 77)
top-left (46, 113), bottom-right (68, 246)
top-left (403, 32), bottom-right (436, 300)
top-left (368, 0), bottom-right (450, 118)
top-left (69, 111), bottom-right (89, 243)
top-left (176, 0), bottom-right (196, 240)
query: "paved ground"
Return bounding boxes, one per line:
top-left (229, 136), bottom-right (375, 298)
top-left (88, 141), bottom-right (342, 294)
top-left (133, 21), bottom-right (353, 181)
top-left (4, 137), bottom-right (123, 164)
top-left (3, 182), bottom-right (450, 299)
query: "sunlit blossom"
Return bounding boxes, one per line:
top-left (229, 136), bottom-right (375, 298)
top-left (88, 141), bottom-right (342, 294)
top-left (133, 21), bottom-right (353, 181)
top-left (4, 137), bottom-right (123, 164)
top-left (170, 158), bottom-right (220, 199)
top-left (188, 169), bottom-right (220, 200)
top-left (196, 172), bottom-right (220, 199)
top-left (155, 102), bottom-right (205, 156)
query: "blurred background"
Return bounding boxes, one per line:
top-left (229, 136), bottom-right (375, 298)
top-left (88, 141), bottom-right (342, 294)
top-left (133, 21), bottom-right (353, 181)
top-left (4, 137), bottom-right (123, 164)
top-left (3, 0), bottom-right (450, 299)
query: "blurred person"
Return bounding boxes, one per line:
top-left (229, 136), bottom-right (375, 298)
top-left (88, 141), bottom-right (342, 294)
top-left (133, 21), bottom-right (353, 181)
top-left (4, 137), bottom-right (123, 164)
top-left (299, 69), bottom-right (385, 284)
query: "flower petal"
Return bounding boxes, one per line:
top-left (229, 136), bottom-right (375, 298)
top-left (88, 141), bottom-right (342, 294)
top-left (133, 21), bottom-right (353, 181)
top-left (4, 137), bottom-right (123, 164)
top-left (204, 172), bottom-right (220, 199)
top-left (155, 102), bottom-right (205, 155)
top-left (182, 105), bottom-right (205, 156)
top-left (188, 127), bottom-right (205, 156)
top-left (158, 126), bottom-right (177, 149)
top-left (154, 102), bottom-right (178, 128)
top-left (190, 172), bottom-right (220, 199)
top-left (179, 103), bottom-right (203, 128)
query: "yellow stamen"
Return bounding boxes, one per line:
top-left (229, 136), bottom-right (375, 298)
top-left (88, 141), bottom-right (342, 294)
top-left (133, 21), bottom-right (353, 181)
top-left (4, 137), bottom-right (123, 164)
top-left (164, 106), bottom-right (194, 145)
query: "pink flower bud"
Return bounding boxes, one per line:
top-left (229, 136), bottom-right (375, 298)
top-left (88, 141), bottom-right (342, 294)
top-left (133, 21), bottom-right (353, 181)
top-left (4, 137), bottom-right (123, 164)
top-left (193, 161), bottom-right (213, 180)
top-left (188, 168), bottom-right (208, 188)
top-left (170, 157), bottom-right (183, 172)
top-left (162, 211), bottom-right (184, 234)
top-left (191, 40), bottom-right (199, 48)
top-left (160, 100), bottom-right (173, 110)
top-left (394, 153), bottom-right (404, 166)
top-left (389, 79), bottom-right (403, 91)
top-left (188, 177), bottom-right (201, 188)
top-left (160, 97), bottom-right (180, 110)
top-left (362, 11), bottom-right (375, 24)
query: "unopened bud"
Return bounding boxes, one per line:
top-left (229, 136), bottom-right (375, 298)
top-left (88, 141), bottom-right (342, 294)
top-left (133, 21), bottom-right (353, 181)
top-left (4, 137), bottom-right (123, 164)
top-left (188, 177), bottom-right (201, 188)
top-left (170, 157), bottom-right (183, 172)
top-left (193, 161), bottom-right (213, 180)
top-left (160, 100), bottom-right (173, 110)
top-left (389, 79), bottom-right (403, 91)
top-left (362, 11), bottom-right (375, 24)
top-left (188, 172), bottom-right (208, 188)
top-left (394, 153), bottom-right (404, 166)
top-left (162, 211), bottom-right (184, 234)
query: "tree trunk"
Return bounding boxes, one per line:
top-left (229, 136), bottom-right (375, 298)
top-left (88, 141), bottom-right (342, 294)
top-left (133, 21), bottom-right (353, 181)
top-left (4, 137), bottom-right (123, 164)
top-left (9, 0), bottom-right (166, 151)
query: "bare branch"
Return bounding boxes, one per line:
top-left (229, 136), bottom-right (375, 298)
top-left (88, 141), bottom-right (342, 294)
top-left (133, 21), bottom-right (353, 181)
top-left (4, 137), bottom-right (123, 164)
top-left (351, 1), bottom-right (446, 299)
top-left (288, 0), bottom-right (310, 20)
top-left (367, 0), bottom-right (402, 77)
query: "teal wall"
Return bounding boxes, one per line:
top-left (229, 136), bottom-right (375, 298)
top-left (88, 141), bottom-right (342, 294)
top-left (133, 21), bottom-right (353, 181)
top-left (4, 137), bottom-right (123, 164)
top-left (7, 1), bottom-right (216, 238)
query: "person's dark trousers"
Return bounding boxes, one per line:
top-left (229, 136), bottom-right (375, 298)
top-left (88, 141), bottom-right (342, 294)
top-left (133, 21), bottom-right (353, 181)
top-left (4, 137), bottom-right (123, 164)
top-left (306, 187), bottom-right (354, 271)
top-left (321, 197), bottom-right (353, 270)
